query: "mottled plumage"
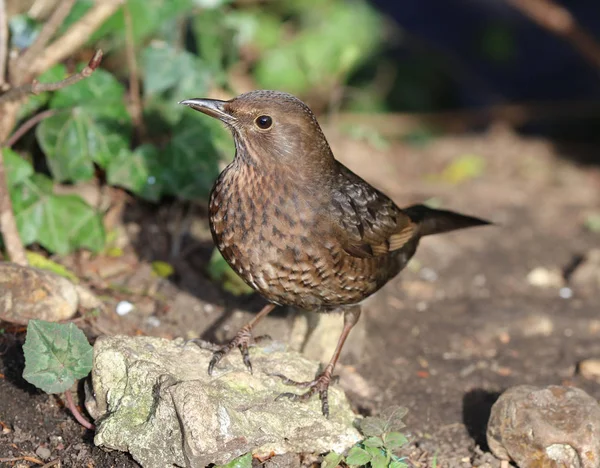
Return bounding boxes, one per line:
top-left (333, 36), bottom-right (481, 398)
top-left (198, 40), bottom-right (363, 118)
top-left (181, 90), bottom-right (490, 416)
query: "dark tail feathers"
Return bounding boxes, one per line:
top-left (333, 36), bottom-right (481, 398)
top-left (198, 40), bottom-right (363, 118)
top-left (403, 204), bottom-right (492, 237)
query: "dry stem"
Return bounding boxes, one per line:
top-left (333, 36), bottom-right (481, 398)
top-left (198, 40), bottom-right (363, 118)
top-left (5, 109), bottom-right (58, 147)
top-left (506, 0), bottom-right (600, 71)
top-left (124, 2), bottom-right (146, 139)
top-left (0, 49), bottom-right (103, 105)
top-left (0, 147), bottom-right (27, 265)
top-left (14, 0), bottom-right (78, 81)
top-left (0, 0), bottom-right (7, 87)
top-left (27, 0), bottom-right (123, 78)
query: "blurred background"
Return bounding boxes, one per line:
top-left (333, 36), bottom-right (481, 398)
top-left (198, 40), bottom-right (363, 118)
top-left (2, 0), bottom-right (600, 465)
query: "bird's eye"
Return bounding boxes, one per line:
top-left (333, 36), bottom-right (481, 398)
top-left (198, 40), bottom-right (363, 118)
top-left (255, 115), bottom-right (273, 129)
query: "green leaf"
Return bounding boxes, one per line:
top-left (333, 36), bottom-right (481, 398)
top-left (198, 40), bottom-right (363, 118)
top-left (207, 248), bottom-right (253, 296)
top-left (322, 452), bottom-right (344, 468)
top-left (158, 113), bottom-right (222, 199)
top-left (437, 154), bottom-right (485, 185)
top-left (215, 453), bottom-right (252, 468)
top-left (37, 108), bottom-right (130, 181)
top-left (370, 452), bottom-right (389, 468)
top-left (345, 446), bottom-right (371, 466)
top-left (22, 320), bottom-right (93, 394)
top-left (364, 445), bottom-right (383, 459)
top-left (390, 462), bottom-right (408, 468)
top-left (384, 432), bottom-right (409, 450)
top-left (151, 261), bottom-right (174, 278)
top-left (362, 436), bottom-right (384, 448)
top-left (3, 149), bottom-right (33, 187)
top-left (359, 416), bottom-right (387, 437)
top-left (11, 176), bottom-right (105, 254)
top-left (26, 251), bottom-right (78, 283)
top-left (584, 212), bottom-right (600, 233)
top-left (106, 146), bottom-right (163, 201)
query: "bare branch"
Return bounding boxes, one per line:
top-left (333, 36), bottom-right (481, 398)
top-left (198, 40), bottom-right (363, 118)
top-left (124, 2), bottom-right (146, 139)
top-left (28, 0), bottom-right (123, 78)
top-left (0, 49), bottom-right (103, 105)
top-left (0, 0), bottom-right (7, 87)
top-left (5, 109), bottom-right (57, 147)
top-left (0, 147), bottom-right (27, 265)
top-left (13, 0), bottom-right (78, 82)
top-left (506, 0), bottom-right (600, 71)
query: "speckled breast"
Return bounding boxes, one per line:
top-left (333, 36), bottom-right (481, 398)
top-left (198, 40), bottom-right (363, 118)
top-left (208, 163), bottom-right (407, 311)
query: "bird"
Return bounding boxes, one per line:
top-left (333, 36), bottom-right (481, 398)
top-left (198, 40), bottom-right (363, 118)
top-left (180, 90), bottom-right (491, 417)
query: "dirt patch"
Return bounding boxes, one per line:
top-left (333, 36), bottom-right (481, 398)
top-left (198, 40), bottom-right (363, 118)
top-left (1, 126), bottom-right (599, 467)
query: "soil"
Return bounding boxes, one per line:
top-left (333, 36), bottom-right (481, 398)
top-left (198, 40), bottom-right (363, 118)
top-left (1, 123), bottom-right (599, 468)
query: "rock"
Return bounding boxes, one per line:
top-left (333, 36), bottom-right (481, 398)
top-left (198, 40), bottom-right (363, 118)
top-left (578, 358), bottom-right (600, 382)
top-left (289, 309), bottom-right (366, 363)
top-left (89, 335), bottom-right (361, 468)
top-left (0, 263), bottom-right (100, 324)
top-left (35, 445), bottom-right (52, 460)
top-left (527, 267), bottom-right (564, 289)
top-left (487, 385), bottom-right (600, 468)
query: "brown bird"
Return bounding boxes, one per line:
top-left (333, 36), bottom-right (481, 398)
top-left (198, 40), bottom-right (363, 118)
top-left (180, 90), bottom-right (490, 417)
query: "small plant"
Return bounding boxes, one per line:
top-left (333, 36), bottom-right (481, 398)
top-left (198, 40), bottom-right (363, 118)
top-left (22, 319), bottom-right (95, 429)
top-left (322, 406), bottom-right (410, 468)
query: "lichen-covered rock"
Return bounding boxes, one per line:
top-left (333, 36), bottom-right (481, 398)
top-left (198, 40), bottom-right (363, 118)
top-left (0, 262), bottom-right (100, 324)
top-left (487, 385), bottom-right (600, 468)
top-left (89, 335), bottom-right (361, 468)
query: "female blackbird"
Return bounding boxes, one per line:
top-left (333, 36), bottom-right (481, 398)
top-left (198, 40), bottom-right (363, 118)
top-left (181, 90), bottom-right (490, 417)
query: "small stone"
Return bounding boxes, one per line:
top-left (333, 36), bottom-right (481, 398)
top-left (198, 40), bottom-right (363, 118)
top-left (578, 358), bottom-right (600, 382)
top-left (35, 445), bottom-right (52, 460)
top-left (115, 301), bottom-right (134, 316)
top-left (487, 385), bottom-right (600, 468)
top-left (527, 267), bottom-right (564, 288)
top-left (559, 287), bottom-right (573, 299)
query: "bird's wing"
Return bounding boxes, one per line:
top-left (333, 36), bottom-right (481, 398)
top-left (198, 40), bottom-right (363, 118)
top-left (330, 165), bottom-right (416, 258)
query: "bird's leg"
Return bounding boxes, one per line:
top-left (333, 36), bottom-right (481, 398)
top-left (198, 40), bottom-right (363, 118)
top-left (207, 303), bottom-right (276, 375)
top-left (273, 305), bottom-right (361, 417)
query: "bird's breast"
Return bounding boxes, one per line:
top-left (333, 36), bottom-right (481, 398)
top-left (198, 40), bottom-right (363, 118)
top-left (208, 163), bottom-right (401, 309)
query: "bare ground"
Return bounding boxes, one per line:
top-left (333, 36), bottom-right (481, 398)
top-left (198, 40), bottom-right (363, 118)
top-left (1, 125), bottom-right (599, 467)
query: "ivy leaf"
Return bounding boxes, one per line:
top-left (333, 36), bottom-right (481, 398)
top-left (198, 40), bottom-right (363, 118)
top-left (359, 416), bottom-right (387, 437)
top-left (3, 149), bottom-right (33, 187)
top-left (321, 452), bottom-right (344, 468)
top-left (390, 461), bottom-right (409, 468)
top-left (345, 446), bottom-right (371, 466)
top-left (11, 175), bottom-right (105, 254)
top-left (22, 320), bottom-right (93, 394)
top-left (384, 432), bottom-right (409, 450)
top-left (215, 453), bottom-right (252, 468)
top-left (106, 145), bottom-right (163, 201)
top-left (37, 108), bottom-right (130, 181)
top-left (362, 436), bottom-right (384, 448)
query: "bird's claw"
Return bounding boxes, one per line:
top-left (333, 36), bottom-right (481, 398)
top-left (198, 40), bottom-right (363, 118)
top-left (271, 370), bottom-right (334, 417)
top-left (206, 325), bottom-right (255, 375)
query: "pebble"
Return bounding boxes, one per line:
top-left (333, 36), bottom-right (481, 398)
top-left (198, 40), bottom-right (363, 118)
top-left (116, 300), bottom-right (134, 316)
top-left (578, 358), bottom-right (600, 382)
top-left (35, 445), bottom-right (52, 460)
top-left (527, 267), bottom-right (564, 288)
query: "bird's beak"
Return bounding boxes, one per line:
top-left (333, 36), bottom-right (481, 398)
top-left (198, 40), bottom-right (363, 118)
top-left (179, 98), bottom-right (235, 123)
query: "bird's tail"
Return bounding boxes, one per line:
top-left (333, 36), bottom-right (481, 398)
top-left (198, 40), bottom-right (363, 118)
top-left (403, 204), bottom-right (492, 237)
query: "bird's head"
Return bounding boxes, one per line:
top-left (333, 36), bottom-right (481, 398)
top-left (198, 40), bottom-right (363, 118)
top-left (180, 90), bottom-right (334, 171)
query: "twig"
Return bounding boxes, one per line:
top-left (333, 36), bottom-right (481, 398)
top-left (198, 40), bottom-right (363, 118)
top-left (505, 0), bottom-right (600, 71)
top-left (5, 109), bottom-right (57, 147)
top-left (41, 458), bottom-right (61, 468)
top-left (0, 0), bottom-right (7, 87)
top-left (27, 0), bottom-right (123, 78)
top-left (0, 456), bottom-right (44, 465)
top-left (64, 389), bottom-right (95, 430)
top-left (0, 147), bottom-right (27, 265)
top-left (0, 49), bottom-right (103, 105)
top-left (14, 0), bottom-right (78, 82)
top-left (123, 3), bottom-right (146, 139)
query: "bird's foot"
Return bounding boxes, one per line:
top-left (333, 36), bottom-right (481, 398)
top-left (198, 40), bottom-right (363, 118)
top-left (205, 326), bottom-right (271, 375)
top-left (271, 365), bottom-right (335, 417)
